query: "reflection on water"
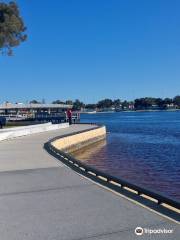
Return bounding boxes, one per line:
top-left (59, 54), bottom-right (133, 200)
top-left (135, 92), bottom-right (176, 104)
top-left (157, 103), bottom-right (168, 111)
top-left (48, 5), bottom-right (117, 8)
top-left (73, 111), bottom-right (180, 201)
top-left (73, 139), bottom-right (107, 161)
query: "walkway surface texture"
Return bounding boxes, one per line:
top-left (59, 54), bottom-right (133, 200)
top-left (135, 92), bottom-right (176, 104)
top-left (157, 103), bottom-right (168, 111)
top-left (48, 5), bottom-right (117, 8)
top-left (0, 124), bottom-right (179, 240)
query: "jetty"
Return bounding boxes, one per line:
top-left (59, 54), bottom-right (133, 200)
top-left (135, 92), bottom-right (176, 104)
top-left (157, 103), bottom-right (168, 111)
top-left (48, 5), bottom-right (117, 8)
top-left (0, 123), bottom-right (179, 240)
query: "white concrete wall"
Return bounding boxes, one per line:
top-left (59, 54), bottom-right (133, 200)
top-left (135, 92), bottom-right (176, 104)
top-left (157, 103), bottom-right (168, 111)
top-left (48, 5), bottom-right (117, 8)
top-left (0, 123), bottom-right (52, 132)
top-left (0, 123), bottom-right (69, 141)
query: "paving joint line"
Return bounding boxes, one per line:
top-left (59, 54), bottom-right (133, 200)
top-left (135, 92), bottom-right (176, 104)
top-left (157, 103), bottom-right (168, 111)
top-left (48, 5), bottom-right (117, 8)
top-left (0, 183), bottom-right (94, 197)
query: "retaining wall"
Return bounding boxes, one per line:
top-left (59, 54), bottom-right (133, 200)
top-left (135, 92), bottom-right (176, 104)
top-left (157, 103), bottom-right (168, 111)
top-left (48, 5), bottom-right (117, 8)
top-left (0, 122), bottom-right (69, 141)
top-left (52, 125), bottom-right (106, 152)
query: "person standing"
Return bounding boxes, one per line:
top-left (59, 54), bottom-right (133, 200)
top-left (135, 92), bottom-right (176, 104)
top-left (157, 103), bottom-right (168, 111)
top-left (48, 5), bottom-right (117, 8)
top-left (67, 109), bottom-right (72, 125)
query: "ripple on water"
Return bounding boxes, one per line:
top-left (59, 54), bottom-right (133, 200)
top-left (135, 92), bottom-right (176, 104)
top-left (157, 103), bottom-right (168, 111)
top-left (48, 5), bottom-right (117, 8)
top-left (74, 112), bottom-right (180, 201)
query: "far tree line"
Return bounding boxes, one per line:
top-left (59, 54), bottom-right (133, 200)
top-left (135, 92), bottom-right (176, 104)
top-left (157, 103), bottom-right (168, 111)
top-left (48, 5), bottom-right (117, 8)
top-left (28, 96), bottom-right (180, 111)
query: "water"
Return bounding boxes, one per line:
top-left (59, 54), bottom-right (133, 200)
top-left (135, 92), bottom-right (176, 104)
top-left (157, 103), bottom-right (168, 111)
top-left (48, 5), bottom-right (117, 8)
top-left (74, 111), bottom-right (180, 201)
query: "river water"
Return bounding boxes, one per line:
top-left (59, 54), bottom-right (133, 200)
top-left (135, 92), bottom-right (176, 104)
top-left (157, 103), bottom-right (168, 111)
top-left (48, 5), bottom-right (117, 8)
top-left (74, 111), bottom-right (180, 201)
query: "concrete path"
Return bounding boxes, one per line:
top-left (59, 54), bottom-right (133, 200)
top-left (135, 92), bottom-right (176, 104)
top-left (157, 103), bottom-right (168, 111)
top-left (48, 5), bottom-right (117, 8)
top-left (0, 124), bottom-right (94, 172)
top-left (0, 124), bottom-right (179, 240)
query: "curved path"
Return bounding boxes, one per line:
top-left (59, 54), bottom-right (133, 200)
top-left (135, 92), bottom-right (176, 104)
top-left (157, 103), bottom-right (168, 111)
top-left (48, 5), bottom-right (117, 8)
top-left (0, 124), bottom-right (179, 240)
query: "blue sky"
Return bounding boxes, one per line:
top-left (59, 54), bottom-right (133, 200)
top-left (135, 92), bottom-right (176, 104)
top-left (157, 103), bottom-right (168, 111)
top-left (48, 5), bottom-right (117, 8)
top-left (0, 0), bottom-right (180, 103)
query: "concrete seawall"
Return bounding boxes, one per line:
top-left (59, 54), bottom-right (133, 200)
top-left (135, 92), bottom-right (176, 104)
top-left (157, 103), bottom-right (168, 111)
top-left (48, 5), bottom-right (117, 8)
top-left (52, 125), bottom-right (106, 153)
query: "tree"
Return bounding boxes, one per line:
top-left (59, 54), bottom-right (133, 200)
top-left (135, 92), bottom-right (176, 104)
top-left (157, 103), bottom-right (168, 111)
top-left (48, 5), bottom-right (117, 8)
top-left (73, 99), bottom-right (85, 111)
top-left (163, 98), bottom-right (173, 105)
top-left (155, 98), bottom-right (164, 108)
top-left (52, 100), bottom-right (65, 104)
top-left (97, 99), bottom-right (113, 109)
top-left (113, 99), bottom-right (121, 108)
top-left (0, 1), bottom-right (27, 55)
top-left (85, 104), bottom-right (97, 110)
top-left (29, 100), bottom-right (40, 104)
top-left (173, 95), bottom-right (180, 107)
top-left (65, 100), bottom-right (73, 105)
top-left (134, 98), bottom-right (155, 109)
top-left (121, 100), bottom-right (129, 109)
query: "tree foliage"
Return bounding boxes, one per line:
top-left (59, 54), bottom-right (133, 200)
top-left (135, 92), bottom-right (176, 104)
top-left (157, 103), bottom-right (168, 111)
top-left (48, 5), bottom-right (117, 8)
top-left (85, 104), bottom-right (97, 109)
top-left (72, 99), bottom-right (85, 110)
top-left (52, 100), bottom-right (65, 104)
top-left (97, 99), bottom-right (113, 109)
top-left (113, 99), bottom-right (121, 108)
top-left (65, 100), bottom-right (73, 105)
top-left (173, 95), bottom-right (180, 106)
top-left (29, 100), bottom-right (41, 104)
top-left (0, 1), bottom-right (27, 55)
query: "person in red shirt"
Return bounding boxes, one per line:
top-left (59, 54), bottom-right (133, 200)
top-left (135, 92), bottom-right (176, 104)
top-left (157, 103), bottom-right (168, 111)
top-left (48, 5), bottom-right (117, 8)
top-left (66, 109), bottom-right (72, 125)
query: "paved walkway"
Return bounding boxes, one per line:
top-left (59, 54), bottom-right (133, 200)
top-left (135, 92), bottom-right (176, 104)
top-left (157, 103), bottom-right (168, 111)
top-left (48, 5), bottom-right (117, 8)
top-left (0, 124), bottom-right (179, 240)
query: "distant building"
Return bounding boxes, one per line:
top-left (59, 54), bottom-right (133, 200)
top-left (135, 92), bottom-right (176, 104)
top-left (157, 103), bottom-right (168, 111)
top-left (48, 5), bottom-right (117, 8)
top-left (128, 104), bottom-right (135, 110)
top-left (0, 103), bottom-right (72, 116)
top-left (165, 103), bottom-right (176, 109)
top-left (150, 104), bottom-right (161, 110)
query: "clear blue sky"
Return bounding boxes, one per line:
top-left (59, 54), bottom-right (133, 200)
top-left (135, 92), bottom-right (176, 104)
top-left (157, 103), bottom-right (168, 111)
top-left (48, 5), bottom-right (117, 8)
top-left (1, 0), bottom-right (180, 103)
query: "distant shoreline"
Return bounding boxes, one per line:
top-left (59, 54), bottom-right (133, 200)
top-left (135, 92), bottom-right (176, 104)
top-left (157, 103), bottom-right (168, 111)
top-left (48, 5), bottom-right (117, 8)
top-left (81, 109), bottom-right (180, 114)
top-left (133, 109), bottom-right (180, 112)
